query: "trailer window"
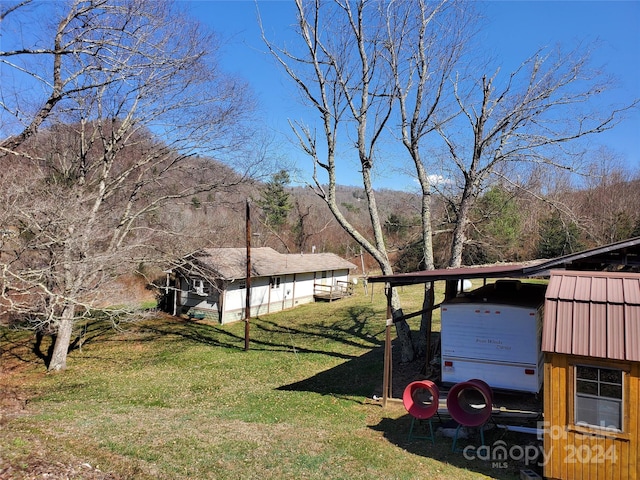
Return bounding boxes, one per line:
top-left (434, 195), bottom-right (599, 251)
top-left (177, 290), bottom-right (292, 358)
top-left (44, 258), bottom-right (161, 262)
top-left (574, 365), bottom-right (623, 432)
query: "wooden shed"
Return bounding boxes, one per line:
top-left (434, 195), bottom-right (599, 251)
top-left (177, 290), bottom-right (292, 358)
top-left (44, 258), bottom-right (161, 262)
top-left (542, 269), bottom-right (640, 480)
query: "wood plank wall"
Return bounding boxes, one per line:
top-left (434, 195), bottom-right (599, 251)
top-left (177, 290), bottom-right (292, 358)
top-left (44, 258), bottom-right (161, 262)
top-left (543, 354), bottom-right (639, 480)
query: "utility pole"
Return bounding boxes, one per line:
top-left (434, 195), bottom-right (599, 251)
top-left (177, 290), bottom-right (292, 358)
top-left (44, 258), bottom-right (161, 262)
top-left (245, 199), bottom-right (251, 351)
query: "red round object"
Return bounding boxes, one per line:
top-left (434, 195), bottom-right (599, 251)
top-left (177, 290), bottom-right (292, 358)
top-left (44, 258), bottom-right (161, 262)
top-left (402, 380), bottom-right (440, 420)
top-left (446, 379), bottom-right (493, 427)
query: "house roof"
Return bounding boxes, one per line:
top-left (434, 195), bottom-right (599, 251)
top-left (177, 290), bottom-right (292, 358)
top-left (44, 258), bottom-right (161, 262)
top-left (189, 247), bottom-right (356, 280)
top-left (542, 270), bottom-right (640, 362)
top-left (368, 236), bottom-right (640, 285)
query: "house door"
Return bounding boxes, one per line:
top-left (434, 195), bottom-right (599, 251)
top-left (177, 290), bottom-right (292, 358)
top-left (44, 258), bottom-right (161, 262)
top-left (282, 274), bottom-right (295, 310)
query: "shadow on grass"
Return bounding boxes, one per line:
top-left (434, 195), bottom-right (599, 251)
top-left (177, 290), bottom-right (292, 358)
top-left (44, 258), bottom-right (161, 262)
top-left (277, 344), bottom-right (385, 399)
top-left (0, 330), bottom-right (44, 372)
top-left (144, 305), bottom-right (384, 361)
top-left (370, 414), bottom-right (543, 480)
top-left (1, 304), bottom-right (386, 371)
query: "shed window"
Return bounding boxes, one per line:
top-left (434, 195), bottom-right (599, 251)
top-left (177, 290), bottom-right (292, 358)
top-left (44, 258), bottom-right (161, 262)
top-left (575, 365), bottom-right (623, 432)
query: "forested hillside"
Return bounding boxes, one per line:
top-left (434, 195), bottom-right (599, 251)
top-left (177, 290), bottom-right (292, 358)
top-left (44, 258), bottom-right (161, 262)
top-left (188, 163), bottom-right (640, 273)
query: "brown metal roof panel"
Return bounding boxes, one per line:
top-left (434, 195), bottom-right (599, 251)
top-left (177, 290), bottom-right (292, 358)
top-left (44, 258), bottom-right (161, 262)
top-left (574, 276), bottom-right (593, 302)
top-left (542, 299), bottom-right (558, 352)
top-left (625, 304), bottom-right (640, 362)
top-left (558, 275), bottom-right (577, 301)
top-left (542, 299), bottom-right (558, 353)
top-left (572, 302), bottom-right (590, 356)
top-left (590, 276), bottom-right (608, 303)
top-left (589, 302), bottom-right (608, 359)
top-left (622, 277), bottom-right (640, 305)
top-left (607, 303), bottom-right (626, 360)
top-left (607, 277), bottom-right (625, 304)
top-left (545, 274), bottom-right (563, 300)
top-left (367, 263), bottom-right (529, 285)
top-left (555, 301), bottom-right (574, 354)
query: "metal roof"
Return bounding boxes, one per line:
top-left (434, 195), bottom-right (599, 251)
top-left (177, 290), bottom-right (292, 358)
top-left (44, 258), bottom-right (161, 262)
top-left (542, 270), bottom-right (640, 362)
top-left (189, 247), bottom-right (356, 280)
top-left (367, 263), bottom-right (538, 285)
top-left (368, 236), bottom-right (640, 285)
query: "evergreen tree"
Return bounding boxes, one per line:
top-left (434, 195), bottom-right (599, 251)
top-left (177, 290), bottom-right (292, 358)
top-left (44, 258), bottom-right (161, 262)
top-left (537, 211), bottom-right (584, 258)
top-left (465, 186), bottom-right (524, 263)
top-left (257, 170), bottom-right (292, 228)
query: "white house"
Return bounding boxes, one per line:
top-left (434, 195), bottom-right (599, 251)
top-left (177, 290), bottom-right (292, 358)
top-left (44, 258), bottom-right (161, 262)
top-left (174, 247), bottom-right (357, 324)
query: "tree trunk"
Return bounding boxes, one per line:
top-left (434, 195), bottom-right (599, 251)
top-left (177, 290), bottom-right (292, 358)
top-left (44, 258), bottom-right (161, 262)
top-left (389, 287), bottom-right (414, 363)
top-left (449, 186), bottom-right (475, 268)
top-left (416, 282), bottom-right (434, 358)
top-left (394, 320), bottom-right (414, 363)
top-left (48, 305), bottom-right (75, 371)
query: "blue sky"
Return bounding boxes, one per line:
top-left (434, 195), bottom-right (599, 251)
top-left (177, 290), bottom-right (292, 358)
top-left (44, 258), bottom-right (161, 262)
top-left (191, 1), bottom-right (640, 189)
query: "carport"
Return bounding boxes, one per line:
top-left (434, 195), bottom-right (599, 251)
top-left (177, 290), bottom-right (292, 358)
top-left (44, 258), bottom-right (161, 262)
top-left (367, 237), bottom-right (640, 407)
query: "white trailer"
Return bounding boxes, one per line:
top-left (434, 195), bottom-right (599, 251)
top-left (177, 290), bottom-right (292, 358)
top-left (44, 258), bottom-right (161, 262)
top-left (440, 280), bottom-right (546, 393)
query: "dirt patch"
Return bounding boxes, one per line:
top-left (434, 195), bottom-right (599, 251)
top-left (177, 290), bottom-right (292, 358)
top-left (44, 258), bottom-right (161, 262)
top-left (0, 460), bottom-right (119, 480)
top-left (0, 387), bottom-right (28, 427)
top-left (0, 390), bottom-right (123, 480)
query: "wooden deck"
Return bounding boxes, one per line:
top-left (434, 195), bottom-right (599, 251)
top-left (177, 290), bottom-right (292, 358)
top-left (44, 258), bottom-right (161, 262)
top-left (313, 281), bottom-right (354, 302)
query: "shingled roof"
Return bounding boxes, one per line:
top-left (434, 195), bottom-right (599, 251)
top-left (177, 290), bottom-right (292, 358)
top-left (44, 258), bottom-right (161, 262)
top-left (190, 247), bottom-right (356, 280)
top-left (542, 269), bottom-right (640, 362)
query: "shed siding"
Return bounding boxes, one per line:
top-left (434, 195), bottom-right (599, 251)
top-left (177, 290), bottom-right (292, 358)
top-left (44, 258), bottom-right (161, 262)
top-left (556, 301), bottom-right (573, 354)
top-left (543, 300), bottom-right (558, 353)
top-left (544, 353), bottom-right (568, 480)
top-left (608, 303), bottom-right (625, 360)
top-left (572, 302), bottom-right (589, 355)
top-left (636, 364), bottom-right (640, 480)
top-left (590, 302), bottom-right (607, 359)
top-left (543, 353), bottom-right (639, 480)
top-left (627, 304), bottom-right (640, 362)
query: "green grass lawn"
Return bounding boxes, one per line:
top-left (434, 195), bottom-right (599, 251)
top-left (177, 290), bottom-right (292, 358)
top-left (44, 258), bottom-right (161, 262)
top-left (0, 283), bottom-right (530, 479)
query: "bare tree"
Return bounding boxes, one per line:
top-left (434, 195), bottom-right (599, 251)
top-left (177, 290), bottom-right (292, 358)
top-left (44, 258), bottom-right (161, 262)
top-left (574, 148), bottom-right (640, 244)
top-left (435, 45), bottom-right (638, 267)
top-left (383, 0), bottom-right (470, 356)
top-left (0, 0), bottom-right (256, 371)
top-left (261, 0), bottom-right (418, 361)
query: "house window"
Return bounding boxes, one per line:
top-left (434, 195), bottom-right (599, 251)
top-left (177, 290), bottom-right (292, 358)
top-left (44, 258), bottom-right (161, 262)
top-left (575, 365), bottom-right (623, 431)
top-left (238, 280), bottom-right (246, 289)
top-left (192, 278), bottom-right (209, 296)
top-left (270, 276), bottom-right (281, 289)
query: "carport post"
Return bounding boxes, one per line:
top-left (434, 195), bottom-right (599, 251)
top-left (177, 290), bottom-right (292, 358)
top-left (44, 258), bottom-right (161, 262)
top-left (245, 199), bottom-right (251, 351)
top-left (425, 281), bottom-right (434, 375)
top-left (382, 284), bottom-right (393, 407)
